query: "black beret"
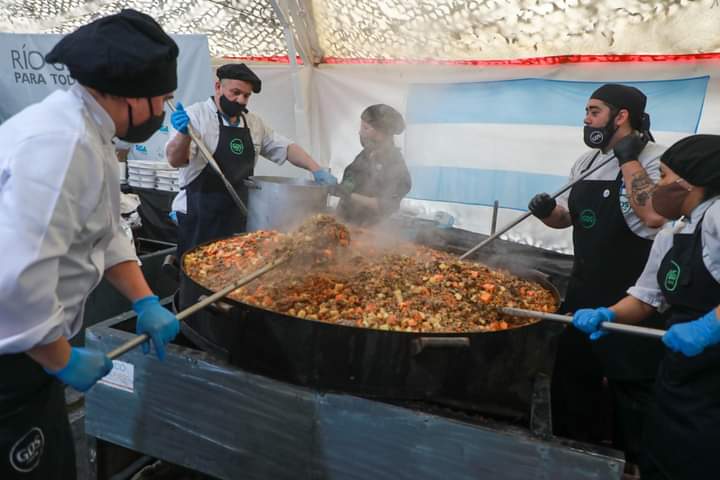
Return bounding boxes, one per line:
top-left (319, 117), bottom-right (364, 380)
top-left (361, 104), bottom-right (405, 135)
top-left (45, 9), bottom-right (178, 98)
top-left (591, 83), bottom-right (647, 131)
top-left (661, 134), bottom-right (720, 190)
top-left (217, 64), bottom-right (262, 93)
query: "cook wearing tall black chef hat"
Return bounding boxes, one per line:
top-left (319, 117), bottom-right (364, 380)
top-left (0, 10), bottom-right (180, 480)
top-left (47, 8), bottom-right (179, 143)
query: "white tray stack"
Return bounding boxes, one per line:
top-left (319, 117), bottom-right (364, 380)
top-left (127, 160), bottom-right (180, 192)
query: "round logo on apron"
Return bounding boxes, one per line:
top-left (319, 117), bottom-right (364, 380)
top-left (579, 209), bottom-right (597, 229)
top-left (9, 427), bottom-right (44, 473)
top-left (664, 260), bottom-right (682, 292)
top-left (229, 138), bottom-right (244, 155)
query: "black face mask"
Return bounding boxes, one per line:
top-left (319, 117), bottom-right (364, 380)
top-left (118, 98), bottom-right (165, 143)
top-left (220, 94), bottom-right (247, 117)
top-left (583, 112), bottom-right (618, 150)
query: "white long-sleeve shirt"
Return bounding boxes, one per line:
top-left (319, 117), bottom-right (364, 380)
top-left (166, 98), bottom-right (292, 213)
top-left (628, 198), bottom-right (720, 310)
top-left (0, 85), bottom-right (137, 354)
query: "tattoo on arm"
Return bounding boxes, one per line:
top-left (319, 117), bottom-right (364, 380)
top-left (630, 171), bottom-right (656, 207)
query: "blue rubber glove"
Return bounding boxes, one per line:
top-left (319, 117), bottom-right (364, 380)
top-left (572, 307), bottom-right (616, 341)
top-left (663, 309), bottom-right (720, 357)
top-left (48, 347), bottom-right (113, 392)
top-left (133, 295), bottom-right (180, 360)
top-left (171, 102), bottom-right (190, 135)
top-left (312, 168), bottom-right (338, 185)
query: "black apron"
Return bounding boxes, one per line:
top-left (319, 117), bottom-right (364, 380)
top-left (552, 153), bottom-right (663, 445)
top-left (177, 109), bottom-right (255, 257)
top-left (566, 165), bottom-right (664, 379)
top-left (643, 213), bottom-right (720, 479)
top-left (0, 354), bottom-right (75, 479)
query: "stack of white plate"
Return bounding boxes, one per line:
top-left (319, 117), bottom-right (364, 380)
top-left (155, 169), bottom-right (180, 192)
top-left (127, 160), bottom-right (180, 191)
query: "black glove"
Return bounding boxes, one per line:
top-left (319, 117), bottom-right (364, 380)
top-left (528, 193), bottom-right (556, 219)
top-left (613, 133), bottom-right (648, 166)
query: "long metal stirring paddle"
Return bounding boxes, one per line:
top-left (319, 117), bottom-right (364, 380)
top-left (502, 306), bottom-right (665, 339)
top-left (459, 154), bottom-right (617, 260)
top-left (165, 100), bottom-right (248, 216)
top-left (107, 254), bottom-right (289, 359)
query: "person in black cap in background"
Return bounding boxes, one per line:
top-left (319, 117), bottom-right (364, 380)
top-left (333, 104), bottom-right (412, 226)
top-left (527, 84), bottom-right (667, 470)
top-left (166, 63), bottom-right (337, 256)
top-left (0, 10), bottom-right (180, 479)
top-left (572, 134), bottom-right (720, 479)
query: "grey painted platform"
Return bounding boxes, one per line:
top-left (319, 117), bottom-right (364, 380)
top-left (85, 316), bottom-right (623, 480)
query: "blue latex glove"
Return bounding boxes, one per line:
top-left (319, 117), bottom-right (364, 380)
top-left (168, 210), bottom-right (178, 225)
top-left (572, 307), bottom-right (616, 341)
top-left (312, 168), bottom-right (338, 185)
top-left (171, 102), bottom-right (190, 135)
top-left (48, 347), bottom-right (113, 392)
top-left (663, 309), bottom-right (720, 357)
top-left (133, 295), bottom-right (180, 360)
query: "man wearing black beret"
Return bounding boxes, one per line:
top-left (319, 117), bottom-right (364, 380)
top-left (0, 10), bottom-right (180, 479)
top-left (166, 62), bottom-right (336, 255)
top-left (527, 84), bottom-right (668, 470)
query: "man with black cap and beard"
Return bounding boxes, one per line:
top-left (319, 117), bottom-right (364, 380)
top-left (572, 134), bottom-right (720, 479)
top-left (166, 63), bottom-right (337, 256)
top-left (0, 10), bottom-right (180, 479)
top-left (527, 84), bottom-right (667, 467)
top-left (334, 104), bottom-right (412, 226)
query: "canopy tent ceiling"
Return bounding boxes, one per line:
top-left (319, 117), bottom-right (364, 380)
top-left (0, 0), bottom-right (719, 62)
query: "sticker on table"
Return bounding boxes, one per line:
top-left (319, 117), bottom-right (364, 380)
top-left (98, 360), bottom-right (135, 393)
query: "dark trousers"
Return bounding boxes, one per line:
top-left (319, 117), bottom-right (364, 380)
top-left (552, 328), bottom-right (656, 464)
top-left (0, 354), bottom-right (76, 479)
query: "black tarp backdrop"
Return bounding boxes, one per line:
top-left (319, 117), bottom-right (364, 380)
top-left (125, 186), bottom-right (178, 244)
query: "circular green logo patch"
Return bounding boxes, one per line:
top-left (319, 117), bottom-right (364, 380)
top-left (230, 138), bottom-right (244, 155)
top-left (579, 209), bottom-right (597, 229)
top-left (664, 260), bottom-right (681, 292)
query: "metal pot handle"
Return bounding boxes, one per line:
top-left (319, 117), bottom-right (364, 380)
top-left (198, 295), bottom-right (236, 315)
top-left (243, 179), bottom-right (260, 189)
top-left (411, 337), bottom-right (470, 355)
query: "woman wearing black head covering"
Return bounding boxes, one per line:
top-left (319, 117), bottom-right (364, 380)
top-left (572, 134), bottom-right (720, 479)
top-left (334, 104), bottom-right (412, 226)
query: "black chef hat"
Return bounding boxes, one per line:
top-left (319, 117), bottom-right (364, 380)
top-left (361, 104), bottom-right (405, 136)
top-left (661, 134), bottom-right (720, 189)
top-left (217, 64), bottom-right (262, 93)
top-left (590, 83), bottom-right (647, 132)
top-left (45, 9), bottom-right (178, 98)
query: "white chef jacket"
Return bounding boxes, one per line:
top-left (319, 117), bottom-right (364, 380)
top-left (0, 85), bottom-right (137, 354)
top-left (556, 142), bottom-right (667, 240)
top-left (167, 98), bottom-right (292, 213)
top-left (628, 197), bottom-right (720, 310)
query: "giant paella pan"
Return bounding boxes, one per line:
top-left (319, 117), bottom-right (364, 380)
top-left (179, 215), bottom-right (562, 419)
